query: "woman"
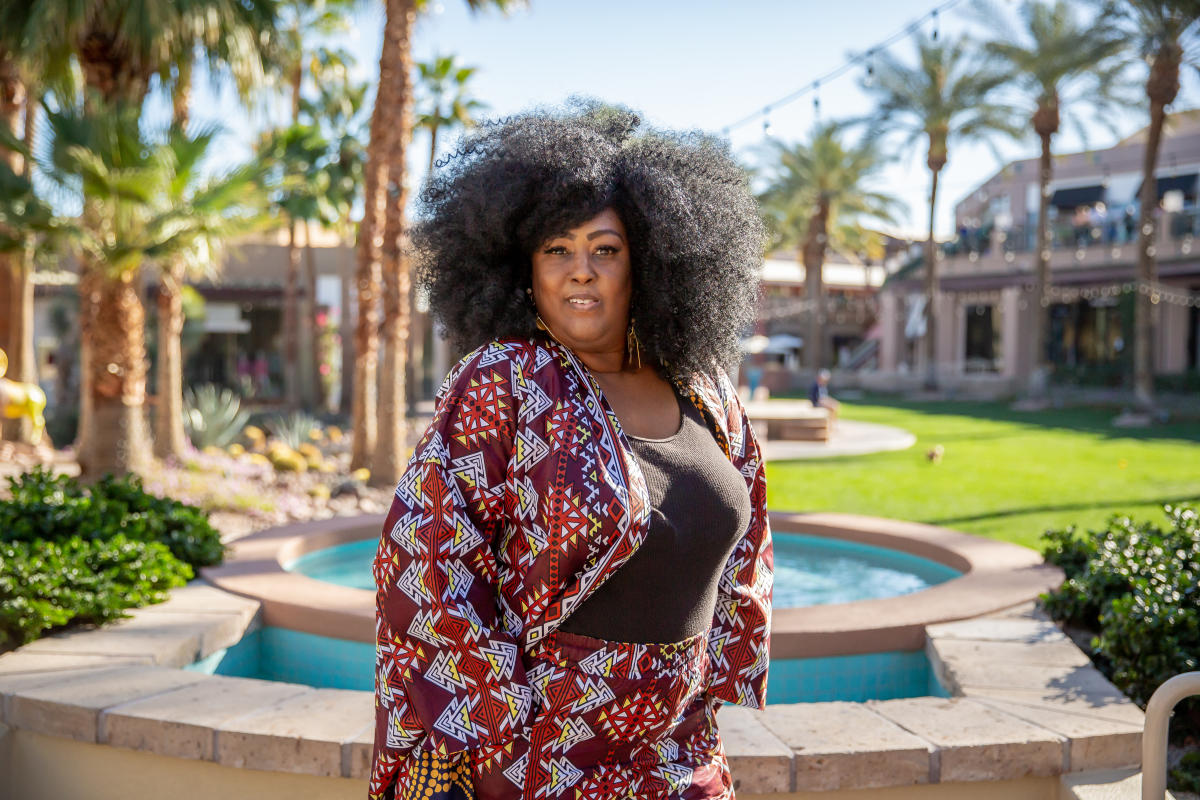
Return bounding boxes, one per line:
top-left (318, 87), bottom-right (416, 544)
top-left (371, 103), bottom-right (773, 800)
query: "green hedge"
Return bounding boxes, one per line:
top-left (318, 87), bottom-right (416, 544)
top-left (0, 466), bottom-right (225, 568)
top-left (1041, 505), bottom-right (1199, 738)
top-left (0, 467), bottom-right (226, 650)
top-left (0, 535), bottom-right (192, 649)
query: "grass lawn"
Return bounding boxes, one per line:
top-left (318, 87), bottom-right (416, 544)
top-left (765, 397), bottom-right (1200, 551)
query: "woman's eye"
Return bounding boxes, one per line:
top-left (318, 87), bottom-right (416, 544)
top-left (595, 245), bottom-right (619, 255)
top-left (543, 245), bottom-right (568, 255)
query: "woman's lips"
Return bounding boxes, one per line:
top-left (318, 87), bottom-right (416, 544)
top-left (566, 297), bottom-right (600, 310)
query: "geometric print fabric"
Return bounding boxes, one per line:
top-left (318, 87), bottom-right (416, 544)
top-left (371, 337), bottom-right (772, 799)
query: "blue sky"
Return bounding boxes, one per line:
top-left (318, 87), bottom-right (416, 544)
top-left (186, 0), bottom-right (1200, 238)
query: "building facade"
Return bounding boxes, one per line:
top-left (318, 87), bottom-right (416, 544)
top-left (875, 112), bottom-right (1200, 395)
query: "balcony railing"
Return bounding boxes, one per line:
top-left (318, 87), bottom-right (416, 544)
top-left (945, 208), bottom-right (1199, 260)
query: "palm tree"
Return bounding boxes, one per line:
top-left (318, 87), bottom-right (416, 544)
top-left (262, 122), bottom-right (330, 409)
top-left (358, 0), bottom-right (521, 485)
top-left (415, 54), bottom-right (486, 174)
top-left (976, 0), bottom-right (1129, 400)
top-left (152, 126), bottom-right (270, 460)
top-left (0, 127), bottom-right (65, 442)
top-left (0, 16), bottom-right (66, 443)
top-left (2, 0), bottom-right (279, 474)
top-left (757, 122), bottom-right (901, 370)
top-left (299, 48), bottom-right (367, 412)
top-left (861, 32), bottom-right (1020, 390)
top-left (273, 2), bottom-right (354, 411)
top-left (1099, 0), bottom-right (1199, 412)
top-left (38, 106), bottom-right (174, 475)
top-left (0, 61), bottom-right (30, 443)
top-left (155, 33), bottom-right (279, 459)
top-left (407, 53), bottom-right (485, 411)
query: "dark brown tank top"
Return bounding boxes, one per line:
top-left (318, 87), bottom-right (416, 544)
top-left (557, 391), bottom-right (752, 643)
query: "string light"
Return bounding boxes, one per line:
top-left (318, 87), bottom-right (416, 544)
top-left (723, 0), bottom-right (966, 137)
top-left (758, 278), bottom-right (1200, 323)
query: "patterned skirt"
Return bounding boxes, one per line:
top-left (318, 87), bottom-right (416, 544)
top-left (400, 627), bottom-right (734, 800)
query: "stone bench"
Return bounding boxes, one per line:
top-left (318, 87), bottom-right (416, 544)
top-left (744, 400), bottom-right (833, 443)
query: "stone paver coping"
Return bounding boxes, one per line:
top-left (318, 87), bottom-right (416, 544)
top-left (1, 587), bottom-right (1143, 792)
top-left (201, 511), bottom-right (1065, 660)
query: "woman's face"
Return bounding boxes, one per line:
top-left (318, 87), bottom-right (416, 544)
top-left (530, 207), bottom-right (632, 364)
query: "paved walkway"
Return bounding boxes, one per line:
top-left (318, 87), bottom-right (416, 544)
top-left (761, 418), bottom-right (915, 461)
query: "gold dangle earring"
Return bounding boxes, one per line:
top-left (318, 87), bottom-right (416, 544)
top-left (529, 288), bottom-right (562, 344)
top-left (626, 318), bottom-right (643, 370)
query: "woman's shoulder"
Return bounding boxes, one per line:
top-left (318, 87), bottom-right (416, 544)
top-left (438, 336), bottom-right (571, 401)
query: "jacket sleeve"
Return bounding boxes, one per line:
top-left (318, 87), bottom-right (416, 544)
top-left (370, 346), bottom-right (535, 799)
top-left (705, 372), bottom-right (773, 710)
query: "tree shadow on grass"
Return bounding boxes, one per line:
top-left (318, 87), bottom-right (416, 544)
top-left (850, 395), bottom-right (1200, 445)
top-left (926, 494), bottom-right (1200, 527)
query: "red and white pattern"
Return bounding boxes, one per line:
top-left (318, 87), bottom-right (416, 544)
top-left (371, 338), bottom-right (772, 799)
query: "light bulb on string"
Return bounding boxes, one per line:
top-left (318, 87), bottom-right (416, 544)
top-left (931, 9), bottom-right (939, 41)
top-left (864, 50), bottom-right (875, 86)
top-left (763, 106), bottom-right (772, 137)
top-left (813, 81), bottom-right (821, 122)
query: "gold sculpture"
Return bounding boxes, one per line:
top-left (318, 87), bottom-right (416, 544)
top-left (0, 348), bottom-right (47, 445)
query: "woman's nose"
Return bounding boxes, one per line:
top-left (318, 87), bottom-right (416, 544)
top-left (568, 251), bottom-right (596, 281)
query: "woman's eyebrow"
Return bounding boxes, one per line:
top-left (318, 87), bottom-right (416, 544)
top-left (586, 229), bottom-right (626, 242)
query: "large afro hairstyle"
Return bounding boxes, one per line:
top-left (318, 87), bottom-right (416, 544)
top-left (413, 100), bottom-right (765, 380)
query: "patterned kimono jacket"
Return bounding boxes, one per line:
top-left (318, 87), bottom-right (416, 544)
top-left (371, 337), bottom-right (773, 800)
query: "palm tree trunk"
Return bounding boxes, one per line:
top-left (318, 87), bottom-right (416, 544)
top-left (154, 65), bottom-right (193, 461)
top-left (83, 270), bottom-right (152, 478)
top-left (1029, 128), bottom-right (1054, 399)
top-left (305, 222), bottom-right (322, 410)
top-left (291, 56), bottom-right (302, 122)
top-left (0, 55), bottom-right (22, 399)
top-left (75, 268), bottom-right (97, 468)
top-left (371, 0), bottom-right (418, 489)
top-left (802, 197), bottom-right (830, 371)
top-left (352, 0), bottom-right (412, 471)
top-left (154, 260), bottom-right (188, 460)
top-left (0, 64), bottom-right (33, 444)
top-left (339, 236), bottom-right (354, 415)
top-left (406, 126), bottom-right (441, 411)
top-left (285, 218), bottom-right (301, 408)
top-left (173, 59), bottom-right (192, 131)
top-left (1133, 42), bottom-right (1181, 413)
top-left (924, 166), bottom-right (941, 391)
top-left (75, 53), bottom-right (154, 471)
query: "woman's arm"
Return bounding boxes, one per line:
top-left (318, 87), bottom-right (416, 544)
top-left (370, 345), bottom-right (535, 799)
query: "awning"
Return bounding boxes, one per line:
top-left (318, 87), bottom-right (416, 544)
top-left (1156, 173), bottom-right (1197, 200)
top-left (1050, 185), bottom-right (1105, 209)
top-left (202, 303), bottom-right (251, 334)
top-left (1134, 173), bottom-right (1199, 201)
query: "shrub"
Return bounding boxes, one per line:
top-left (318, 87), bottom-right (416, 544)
top-left (184, 383), bottom-right (251, 449)
top-left (265, 411), bottom-right (321, 450)
top-left (1172, 751), bottom-right (1200, 794)
top-left (1041, 505), bottom-right (1199, 736)
top-left (0, 466), bottom-right (226, 569)
top-left (0, 535), bottom-right (192, 649)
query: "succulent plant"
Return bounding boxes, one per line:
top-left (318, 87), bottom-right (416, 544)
top-left (183, 385), bottom-right (251, 449)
